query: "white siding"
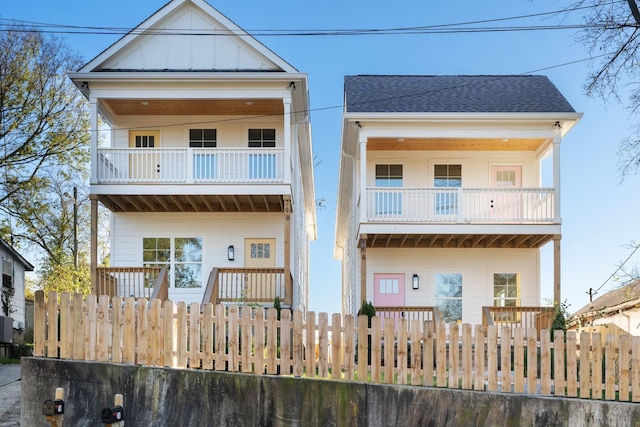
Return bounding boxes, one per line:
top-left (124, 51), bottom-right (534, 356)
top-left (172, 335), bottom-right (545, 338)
top-left (111, 212), bottom-right (284, 304)
top-left (366, 248), bottom-right (540, 325)
top-left (0, 248), bottom-right (26, 328)
top-left (111, 116), bottom-right (284, 149)
top-left (366, 150), bottom-right (540, 187)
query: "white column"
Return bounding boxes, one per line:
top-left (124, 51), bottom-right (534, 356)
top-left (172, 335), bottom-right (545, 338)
top-left (90, 98), bottom-right (99, 184)
top-left (553, 130), bottom-right (561, 223)
top-left (359, 133), bottom-right (368, 224)
top-left (283, 99), bottom-right (292, 184)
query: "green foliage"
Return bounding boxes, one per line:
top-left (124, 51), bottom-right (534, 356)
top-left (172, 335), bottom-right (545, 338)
top-left (550, 300), bottom-right (570, 340)
top-left (0, 287), bottom-right (15, 317)
top-left (274, 296), bottom-right (282, 320)
top-left (37, 258), bottom-right (91, 297)
top-left (357, 301), bottom-right (376, 327)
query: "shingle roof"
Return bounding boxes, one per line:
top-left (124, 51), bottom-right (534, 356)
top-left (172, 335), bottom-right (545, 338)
top-left (344, 75), bottom-right (576, 114)
top-left (573, 280), bottom-right (640, 317)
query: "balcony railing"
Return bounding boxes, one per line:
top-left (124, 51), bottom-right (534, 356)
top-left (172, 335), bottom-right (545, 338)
top-left (482, 306), bottom-right (555, 338)
top-left (365, 187), bottom-right (555, 223)
top-left (95, 266), bottom-right (164, 299)
top-left (202, 267), bottom-right (292, 306)
top-left (96, 147), bottom-right (285, 184)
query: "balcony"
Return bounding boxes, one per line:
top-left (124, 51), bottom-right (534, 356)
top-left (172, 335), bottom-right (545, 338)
top-left (365, 187), bottom-right (555, 224)
top-left (96, 147), bottom-right (285, 184)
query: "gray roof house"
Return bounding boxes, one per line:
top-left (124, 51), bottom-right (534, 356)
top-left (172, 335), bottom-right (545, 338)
top-left (335, 74), bottom-right (582, 326)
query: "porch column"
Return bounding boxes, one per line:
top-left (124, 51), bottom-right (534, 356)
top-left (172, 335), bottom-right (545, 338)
top-left (358, 234), bottom-right (367, 304)
top-left (89, 97), bottom-right (98, 184)
top-left (553, 235), bottom-right (561, 304)
top-left (553, 127), bottom-right (561, 223)
top-left (283, 99), bottom-right (292, 184)
top-left (284, 196), bottom-right (292, 304)
top-left (90, 195), bottom-right (98, 294)
top-left (358, 135), bottom-right (368, 224)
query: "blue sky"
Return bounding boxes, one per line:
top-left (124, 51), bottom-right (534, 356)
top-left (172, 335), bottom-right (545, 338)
top-left (3, 0), bottom-right (640, 316)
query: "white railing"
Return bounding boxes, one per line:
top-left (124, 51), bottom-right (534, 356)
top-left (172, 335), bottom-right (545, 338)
top-left (365, 187), bottom-right (555, 223)
top-left (96, 148), bottom-right (285, 184)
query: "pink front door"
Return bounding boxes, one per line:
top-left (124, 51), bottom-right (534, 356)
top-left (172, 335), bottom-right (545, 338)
top-left (373, 274), bottom-right (405, 307)
top-left (490, 166), bottom-right (522, 220)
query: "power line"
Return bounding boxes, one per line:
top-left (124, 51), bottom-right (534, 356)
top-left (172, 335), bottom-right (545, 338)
top-left (589, 241), bottom-right (640, 301)
top-left (0, 2), bottom-right (622, 38)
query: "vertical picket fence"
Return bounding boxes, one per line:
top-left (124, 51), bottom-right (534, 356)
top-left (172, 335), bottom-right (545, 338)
top-left (33, 291), bottom-right (640, 402)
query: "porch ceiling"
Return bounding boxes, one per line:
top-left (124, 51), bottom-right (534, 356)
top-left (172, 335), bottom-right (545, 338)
top-left (102, 99), bottom-right (284, 116)
top-left (365, 233), bottom-right (553, 249)
top-left (367, 137), bottom-right (547, 151)
top-left (97, 194), bottom-right (284, 213)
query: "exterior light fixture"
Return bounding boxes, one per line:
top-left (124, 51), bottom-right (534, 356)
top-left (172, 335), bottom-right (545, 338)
top-left (412, 274), bottom-right (419, 289)
top-left (227, 245), bottom-right (235, 261)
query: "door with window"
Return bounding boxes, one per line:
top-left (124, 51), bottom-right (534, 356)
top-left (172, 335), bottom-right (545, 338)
top-left (490, 166), bottom-right (522, 221)
top-left (129, 130), bottom-right (160, 181)
top-left (434, 164), bottom-right (461, 217)
top-left (245, 238), bottom-right (278, 300)
top-left (374, 164), bottom-right (403, 217)
top-left (373, 273), bottom-right (405, 328)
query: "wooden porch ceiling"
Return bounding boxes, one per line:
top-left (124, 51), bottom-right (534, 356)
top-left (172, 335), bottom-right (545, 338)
top-left (365, 233), bottom-right (553, 249)
top-left (103, 99), bottom-right (284, 116)
top-left (97, 194), bottom-right (285, 213)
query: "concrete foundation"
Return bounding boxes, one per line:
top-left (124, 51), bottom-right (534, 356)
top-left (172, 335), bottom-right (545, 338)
top-left (21, 357), bottom-right (640, 426)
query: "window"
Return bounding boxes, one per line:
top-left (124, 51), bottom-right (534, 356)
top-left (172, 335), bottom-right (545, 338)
top-left (434, 164), bottom-right (461, 215)
top-left (248, 128), bottom-right (276, 148)
top-left (142, 237), bottom-right (202, 288)
top-left (2, 260), bottom-right (12, 289)
top-left (189, 129), bottom-right (217, 147)
top-left (434, 273), bottom-right (462, 322)
top-left (493, 273), bottom-right (521, 307)
top-left (251, 242), bottom-right (271, 259)
top-left (375, 164), bottom-right (403, 215)
top-left (378, 278), bottom-right (399, 294)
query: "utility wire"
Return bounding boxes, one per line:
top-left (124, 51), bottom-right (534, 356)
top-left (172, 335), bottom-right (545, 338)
top-left (589, 241), bottom-right (640, 300)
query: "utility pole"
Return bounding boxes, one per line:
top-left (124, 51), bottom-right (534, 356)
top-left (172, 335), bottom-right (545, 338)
top-left (73, 187), bottom-right (78, 270)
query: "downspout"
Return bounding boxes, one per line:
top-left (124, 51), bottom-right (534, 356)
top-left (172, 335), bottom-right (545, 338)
top-left (294, 113), bottom-right (310, 315)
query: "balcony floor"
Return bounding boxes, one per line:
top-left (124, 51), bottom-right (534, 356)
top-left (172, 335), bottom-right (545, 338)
top-left (97, 194), bottom-right (285, 213)
top-left (365, 232), bottom-right (554, 249)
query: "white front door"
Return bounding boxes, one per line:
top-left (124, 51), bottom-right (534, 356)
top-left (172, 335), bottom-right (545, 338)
top-left (490, 166), bottom-right (522, 220)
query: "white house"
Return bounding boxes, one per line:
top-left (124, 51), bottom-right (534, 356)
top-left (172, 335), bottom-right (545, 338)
top-left (70, 0), bottom-right (316, 311)
top-left (335, 75), bottom-right (581, 325)
top-left (0, 237), bottom-right (33, 334)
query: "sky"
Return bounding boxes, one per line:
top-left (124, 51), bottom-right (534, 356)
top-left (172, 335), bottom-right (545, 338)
top-left (2, 0), bottom-right (640, 317)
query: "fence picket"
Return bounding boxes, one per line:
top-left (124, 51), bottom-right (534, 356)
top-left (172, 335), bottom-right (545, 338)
top-left (461, 324), bottom-right (472, 390)
top-left (566, 331), bottom-right (577, 397)
top-left (241, 307), bottom-right (251, 373)
top-left (474, 325), bottom-right (485, 391)
top-left (605, 334), bottom-right (616, 401)
top-left (254, 308), bottom-right (265, 374)
top-left (59, 293), bottom-right (71, 359)
top-left (136, 298), bottom-right (148, 365)
top-left (371, 316), bottom-right (382, 383)
top-left (526, 328), bottom-right (537, 395)
top-left (514, 327), bottom-right (524, 394)
top-left (450, 323), bottom-right (459, 389)
top-left (501, 326), bottom-right (511, 393)
top-left (331, 313), bottom-right (341, 380)
top-left (266, 308), bottom-right (278, 375)
top-left (632, 336), bottom-right (640, 402)
top-left (281, 310), bottom-right (292, 376)
top-left (214, 304), bottom-right (226, 371)
top-left (228, 306), bottom-right (239, 372)
top-left (176, 302), bottom-right (187, 369)
top-left (580, 332), bottom-right (591, 399)
top-left (343, 314), bottom-right (355, 381)
top-left (620, 335), bottom-right (630, 402)
top-left (47, 292), bottom-right (59, 359)
top-left (72, 294), bottom-right (85, 360)
top-left (487, 325), bottom-right (497, 392)
top-left (398, 318), bottom-right (408, 386)
top-left (540, 330), bottom-right (551, 395)
top-left (553, 330), bottom-right (565, 396)
top-left (435, 322), bottom-right (446, 387)
top-left (111, 296), bottom-right (123, 364)
top-left (149, 299), bottom-right (162, 366)
top-left (34, 291), bottom-right (45, 357)
top-left (97, 295), bottom-right (110, 362)
top-left (305, 311), bottom-right (316, 377)
top-left (318, 313), bottom-right (329, 378)
top-left (189, 303), bottom-right (200, 369)
top-left (163, 300), bottom-right (174, 368)
top-left (592, 333), bottom-right (603, 399)
top-left (384, 319), bottom-right (394, 384)
top-left (123, 297), bottom-right (136, 364)
top-left (410, 319), bottom-right (421, 386)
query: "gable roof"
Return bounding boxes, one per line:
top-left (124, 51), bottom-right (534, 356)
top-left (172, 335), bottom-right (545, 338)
top-left (573, 280), bottom-right (640, 318)
top-left (77, 0), bottom-right (297, 73)
top-left (344, 75), bottom-right (576, 114)
top-left (0, 237), bottom-right (34, 271)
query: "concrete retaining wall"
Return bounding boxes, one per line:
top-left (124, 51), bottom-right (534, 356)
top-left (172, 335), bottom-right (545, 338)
top-left (21, 358), bottom-right (640, 426)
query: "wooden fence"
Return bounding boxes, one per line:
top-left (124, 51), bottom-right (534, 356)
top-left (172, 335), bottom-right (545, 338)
top-left (33, 291), bottom-right (640, 402)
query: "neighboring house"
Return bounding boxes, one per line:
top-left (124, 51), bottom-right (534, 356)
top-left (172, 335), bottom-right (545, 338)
top-left (335, 75), bottom-right (581, 325)
top-left (70, 0), bottom-right (316, 311)
top-left (0, 237), bottom-right (33, 333)
top-left (570, 280), bottom-right (640, 339)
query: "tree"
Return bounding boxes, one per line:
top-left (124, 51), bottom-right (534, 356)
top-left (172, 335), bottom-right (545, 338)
top-left (565, 1), bottom-right (640, 176)
top-left (0, 29), bottom-right (91, 294)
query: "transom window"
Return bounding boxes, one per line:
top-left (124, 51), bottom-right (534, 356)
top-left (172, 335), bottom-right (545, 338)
top-left (248, 128), bottom-right (276, 148)
top-left (434, 273), bottom-right (462, 322)
top-left (189, 129), bottom-right (217, 147)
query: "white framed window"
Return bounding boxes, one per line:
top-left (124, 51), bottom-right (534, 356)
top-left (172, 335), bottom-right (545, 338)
top-left (2, 260), bottom-right (12, 289)
top-left (434, 164), bottom-right (461, 215)
top-left (248, 128), bottom-right (276, 148)
top-left (142, 237), bottom-right (202, 288)
top-left (374, 164), bottom-right (403, 215)
top-left (434, 273), bottom-right (462, 322)
top-left (493, 273), bottom-right (521, 307)
top-left (189, 129), bottom-right (217, 147)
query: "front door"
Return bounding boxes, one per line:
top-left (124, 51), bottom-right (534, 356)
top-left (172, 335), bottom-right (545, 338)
top-left (373, 274), bottom-right (405, 307)
top-left (490, 166), bottom-right (522, 220)
top-left (129, 130), bottom-right (160, 181)
top-left (245, 238), bottom-right (277, 301)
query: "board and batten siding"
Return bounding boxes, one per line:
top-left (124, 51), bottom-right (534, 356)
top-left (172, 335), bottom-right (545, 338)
top-left (111, 116), bottom-right (284, 149)
top-left (111, 212), bottom-right (284, 304)
top-left (367, 248), bottom-right (539, 326)
top-left (366, 150), bottom-right (540, 187)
